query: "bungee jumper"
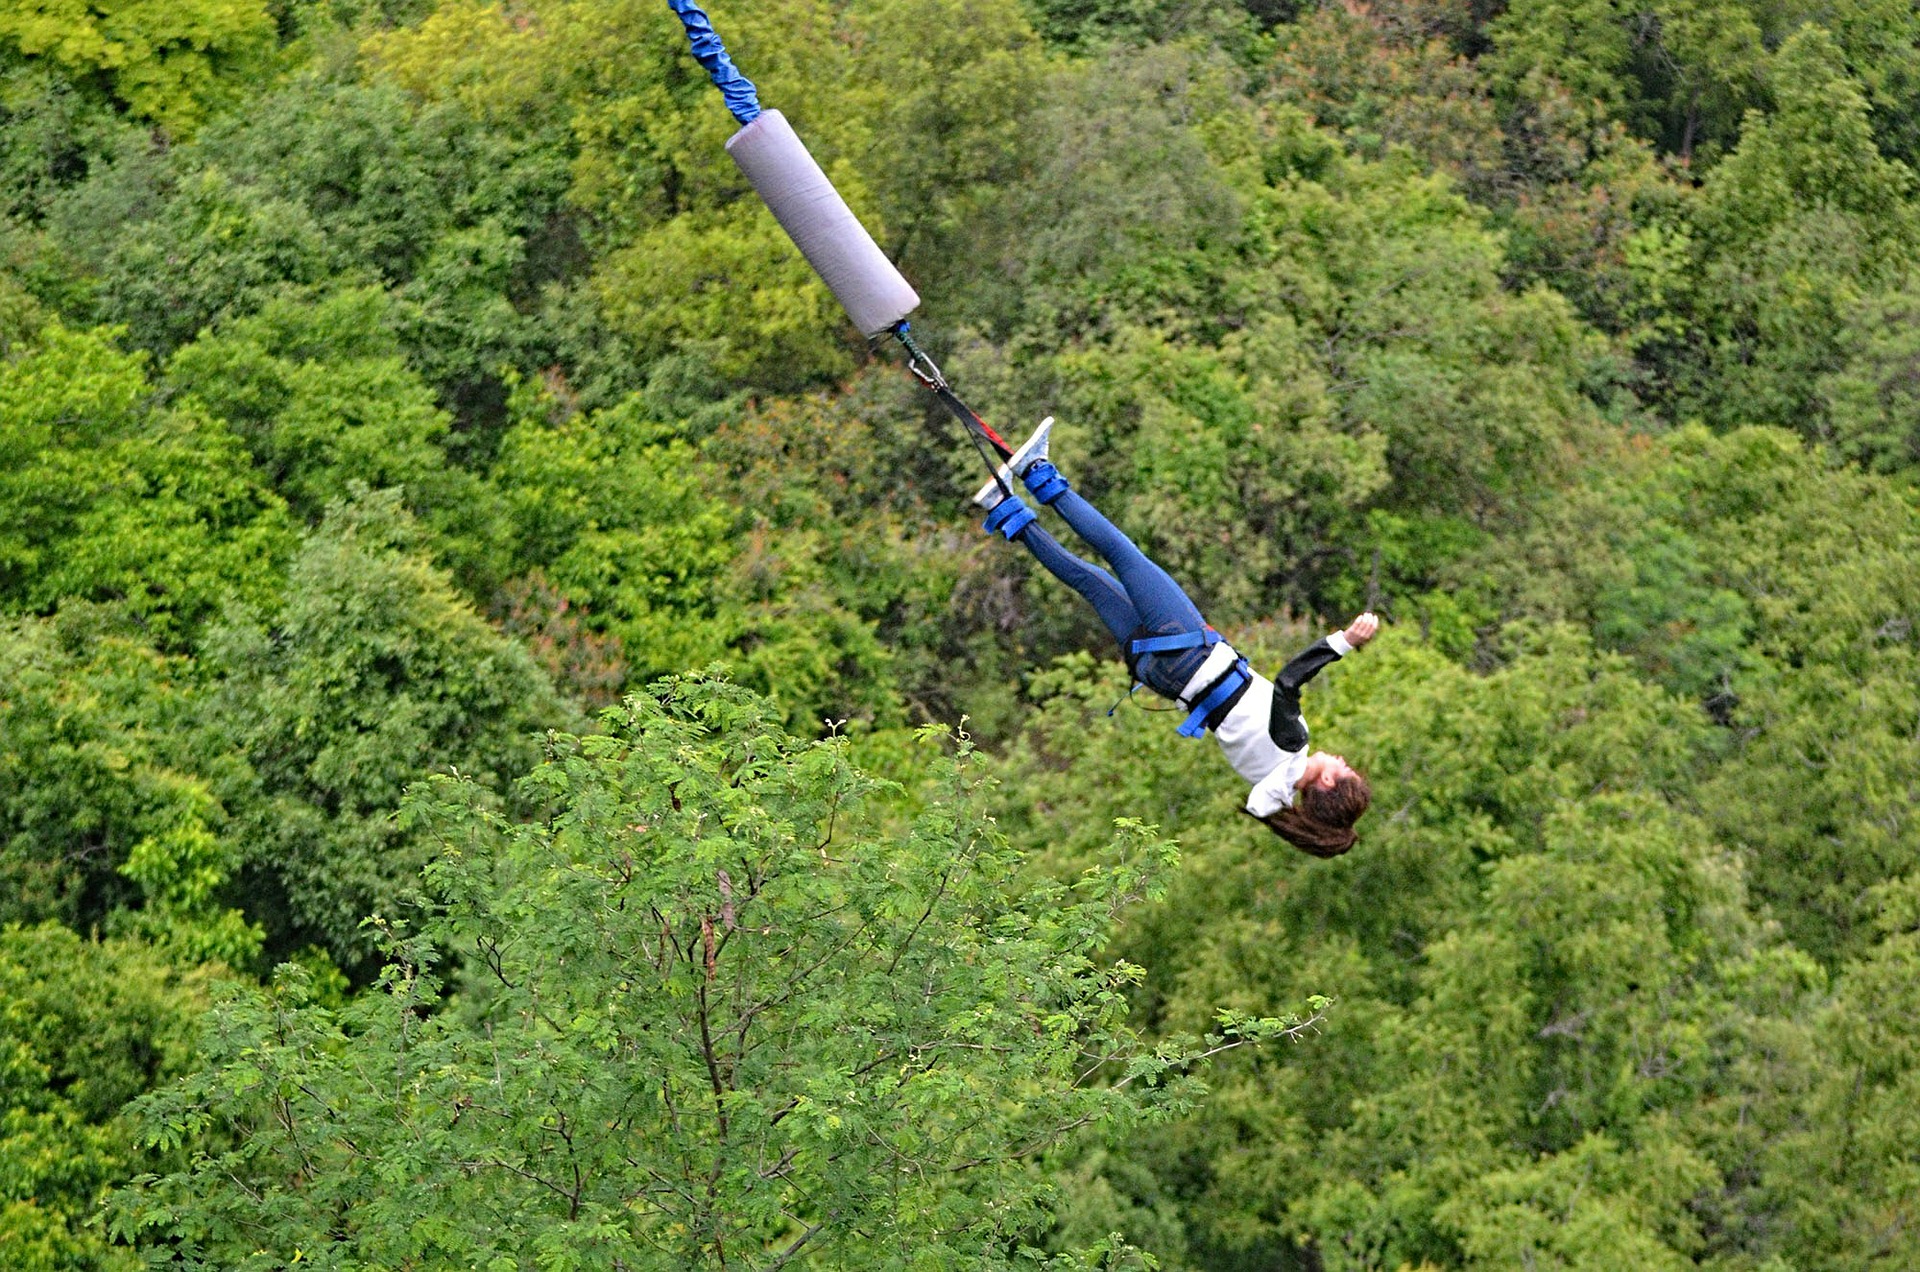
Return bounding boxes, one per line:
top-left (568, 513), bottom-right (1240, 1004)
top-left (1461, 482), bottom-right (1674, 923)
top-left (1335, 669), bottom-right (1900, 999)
top-left (667, 2), bottom-right (1376, 854)
top-left (976, 422), bottom-right (1378, 854)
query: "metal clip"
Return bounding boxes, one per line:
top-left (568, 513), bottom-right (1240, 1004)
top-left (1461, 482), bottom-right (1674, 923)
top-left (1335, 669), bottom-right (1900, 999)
top-left (892, 323), bottom-right (949, 391)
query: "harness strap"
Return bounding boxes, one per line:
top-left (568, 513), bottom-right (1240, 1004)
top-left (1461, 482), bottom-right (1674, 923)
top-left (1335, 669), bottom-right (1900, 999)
top-left (983, 496), bottom-right (1035, 540)
top-left (1177, 657), bottom-right (1252, 739)
top-left (891, 323), bottom-right (1020, 499)
top-left (1129, 628), bottom-right (1220, 659)
top-left (1022, 461), bottom-right (1070, 506)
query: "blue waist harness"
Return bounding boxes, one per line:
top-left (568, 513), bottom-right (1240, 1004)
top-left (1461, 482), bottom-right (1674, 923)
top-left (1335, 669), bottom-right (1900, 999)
top-left (1126, 628), bottom-right (1252, 738)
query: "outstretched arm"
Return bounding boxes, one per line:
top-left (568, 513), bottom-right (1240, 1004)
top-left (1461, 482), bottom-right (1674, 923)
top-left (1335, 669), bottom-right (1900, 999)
top-left (1269, 613), bottom-right (1379, 750)
top-left (1275, 612), bottom-right (1378, 692)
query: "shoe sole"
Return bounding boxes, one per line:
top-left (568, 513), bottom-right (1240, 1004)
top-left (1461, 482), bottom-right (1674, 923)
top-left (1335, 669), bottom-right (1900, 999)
top-left (971, 416), bottom-right (1054, 508)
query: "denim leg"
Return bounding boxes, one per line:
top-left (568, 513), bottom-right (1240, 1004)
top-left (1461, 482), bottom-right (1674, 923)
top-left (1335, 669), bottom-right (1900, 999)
top-left (1014, 524), bottom-right (1140, 647)
top-left (1045, 486), bottom-right (1206, 635)
top-left (1039, 486), bottom-right (1213, 700)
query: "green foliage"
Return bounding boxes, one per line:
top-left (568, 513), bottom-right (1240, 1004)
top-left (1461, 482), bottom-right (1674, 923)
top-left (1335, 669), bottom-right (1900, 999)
top-left (1020, 0), bottom-right (1266, 57)
top-left (593, 199), bottom-right (854, 392)
top-left (1488, 0), bottom-right (1768, 163)
top-left (1816, 276), bottom-right (1920, 474)
top-left (368, 0), bottom-right (1051, 395)
top-left (181, 76), bottom-right (574, 438)
top-left (1480, 0), bottom-right (1920, 196)
top-left (1265, 1), bottom-right (1503, 190)
top-left (0, 53), bottom-right (141, 224)
top-left (995, 627), bottom-right (1791, 1269)
top-left (202, 488), bottom-right (575, 972)
top-left (1798, 0), bottom-right (1920, 166)
top-left (850, 0), bottom-right (1048, 292)
top-left (986, 104), bottom-right (1607, 620)
top-left (974, 43), bottom-right (1246, 345)
top-left (164, 287), bottom-right (510, 590)
top-left (387, 0), bottom-right (876, 392)
top-left (39, 70), bottom-right (574, 459)
top-left (492, 384), bottom-right (926, 730)
top-left (51, 164), bottom-right (335, 356)
top-left (115, 677), bottom-right (1315, 1268)
top-left (669, 367), bottom-right (1046, 735)
top-left (1640, 25), bottom-right (1920, 430)
top-left (0, 0), bottom-right (276, 136)
top-left (2, 0), bottom-right (1920, 1266)
top-left (1435, 1131), bottom-right (1718, 1270)
top-left (1759, 878), bottom-right (1920, 1267)
top-left (1261, 4), bottom-right (1686, 344)
top-left (0, 923), bottom-right (204, 1270)
top-left (1457, 425), bottom-right (1920, 966)
top-left (0, 617), bottom-right (254, 959)
top-left (0, 324), bottom-right (294, 645)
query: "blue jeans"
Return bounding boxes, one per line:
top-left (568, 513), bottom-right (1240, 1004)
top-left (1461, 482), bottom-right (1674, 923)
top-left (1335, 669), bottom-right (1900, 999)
top-left (1013, 485), bottom-right (1211, 700)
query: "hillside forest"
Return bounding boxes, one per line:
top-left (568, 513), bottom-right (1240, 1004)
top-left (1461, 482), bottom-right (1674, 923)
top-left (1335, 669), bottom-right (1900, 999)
top-left (2, 0), bottom-right (1919, 1267)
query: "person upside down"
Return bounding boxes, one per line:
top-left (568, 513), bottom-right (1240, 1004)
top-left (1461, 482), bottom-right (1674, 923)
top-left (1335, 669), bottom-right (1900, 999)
top-left (975, 418), bottom-right (1378, 857)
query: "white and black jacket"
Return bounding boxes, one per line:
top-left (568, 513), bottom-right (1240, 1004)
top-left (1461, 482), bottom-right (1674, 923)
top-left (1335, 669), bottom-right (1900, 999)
top-left (1173, 631), bottom-right (1353, 818)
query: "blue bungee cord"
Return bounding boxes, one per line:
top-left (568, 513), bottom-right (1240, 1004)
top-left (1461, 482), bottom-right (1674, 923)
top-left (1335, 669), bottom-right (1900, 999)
top-left (666, 0), bottom-right (761, 125)
top-left (663, 1), bottom-right (1017, 483)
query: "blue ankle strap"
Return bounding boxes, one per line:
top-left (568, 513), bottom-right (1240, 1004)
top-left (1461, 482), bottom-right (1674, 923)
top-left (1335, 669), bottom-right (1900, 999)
top-left (1022, 461), bottom-right (1069, 506)
top-left (983, 496), bottom-right (1035, 540)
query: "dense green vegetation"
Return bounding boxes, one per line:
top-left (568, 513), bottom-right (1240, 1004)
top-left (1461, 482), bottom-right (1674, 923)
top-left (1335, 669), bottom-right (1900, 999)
top-left (1, 0), bottom-right (1917, 1266)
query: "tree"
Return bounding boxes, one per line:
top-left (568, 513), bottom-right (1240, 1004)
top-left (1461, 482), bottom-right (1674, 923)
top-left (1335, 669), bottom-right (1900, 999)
top-left (40, 69), bottom-right (575, 447)
top-left (846, 0), bottom-right (1048, 304)
top-left (369, 0), bottom-right (888, 393)
top-left (0, 923), bottom-right (205, 1271)
top-left (1486, 0), bottom-right (1768, 162)
top-left (0, 323), bottom-right (294, 647)
top-left (1454, 425), bottom-right (1920, 965)
top-left (1767, 0), bottom-right (1920, 167)
top-left (164, 286), bottom-right (512, 593)
top-left (491, 386), bottom-right (918, 731)
top-left (986, 101), bottom-right (1608, 622)
top-left (0, 51), bottom-right (142, 224)
top-left (1264, 0), bottom-right (1504, 197)
top-left (50, 163), bottom-right (335, 356)
top-left (115, 676), bottom-right (1317, 1268)
top-left (975, 42), bottom-right (1247, 346)
top-left (1649, 24), bottom-right (1920, 431)
top-left (1815, 278), bottom-right (1920, 475)
top-left (181, 75), bottom-right (575, 443)
top-left (0, 0), bottom-right (276, 137)
top-left (1018, 0), bottom-right (1263, 57)
top-left (202, 487), bottom-right (576, 974)
top-left (0, 615), bottom-right (260, 966)
top-left (992, 626), bottom-right (1790, 1269)
top-left (1759, 876), bottom-right (1920, 1268)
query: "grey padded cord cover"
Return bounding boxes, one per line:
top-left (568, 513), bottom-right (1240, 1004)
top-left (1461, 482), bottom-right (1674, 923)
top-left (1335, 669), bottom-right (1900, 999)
top-left (726, 110), bottom-right (920, 335)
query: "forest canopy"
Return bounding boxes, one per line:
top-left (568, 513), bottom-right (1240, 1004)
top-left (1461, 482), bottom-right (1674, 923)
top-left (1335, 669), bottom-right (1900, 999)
top-left (1, 0), bottom-right (1917, 1267)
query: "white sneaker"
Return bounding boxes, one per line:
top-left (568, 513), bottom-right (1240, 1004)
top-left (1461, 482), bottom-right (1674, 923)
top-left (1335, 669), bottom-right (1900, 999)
top-left (971, 416), bottom-right (1054, 510)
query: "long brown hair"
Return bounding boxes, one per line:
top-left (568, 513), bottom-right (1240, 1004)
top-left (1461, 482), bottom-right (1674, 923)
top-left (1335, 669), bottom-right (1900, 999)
top-left (1263, 772), bottom-right (1372, 857)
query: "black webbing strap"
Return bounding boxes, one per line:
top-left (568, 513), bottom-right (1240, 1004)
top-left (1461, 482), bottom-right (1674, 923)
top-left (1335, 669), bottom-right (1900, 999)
top-left (892, 323), bottom-right (1017, 499)
top-left (929, 382), bottom-right (1015, 461)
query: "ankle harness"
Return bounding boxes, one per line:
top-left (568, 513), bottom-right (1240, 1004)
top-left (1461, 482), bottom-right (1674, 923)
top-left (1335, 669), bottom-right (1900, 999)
top-left (983, 496), bottom-right (1035, 540)
top-left (1022, 461), bottom-right (1070, 506)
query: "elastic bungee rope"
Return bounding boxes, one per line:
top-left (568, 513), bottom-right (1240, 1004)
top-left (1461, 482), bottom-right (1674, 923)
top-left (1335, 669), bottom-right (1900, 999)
top-left (667, 0), bottom-right (761, 124)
